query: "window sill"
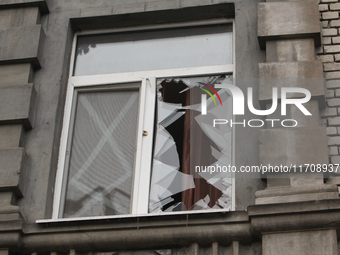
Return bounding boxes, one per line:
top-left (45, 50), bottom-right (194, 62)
top-left (36, 208), bottom-right (233, 224)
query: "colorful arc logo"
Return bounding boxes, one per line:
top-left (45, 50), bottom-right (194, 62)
top-left (196, 82), bottom-right (222, 106)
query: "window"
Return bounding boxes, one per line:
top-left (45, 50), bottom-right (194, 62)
top-left (53, 21), bottom-right (234, 219)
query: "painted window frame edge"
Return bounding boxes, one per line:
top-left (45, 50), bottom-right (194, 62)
top-left (48, 19), bottom-right (236, 222)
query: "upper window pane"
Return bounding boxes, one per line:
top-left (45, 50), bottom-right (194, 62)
top-left (74, 24), bottom-right (233, 76)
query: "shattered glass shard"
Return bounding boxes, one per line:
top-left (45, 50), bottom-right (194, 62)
top-left (149, 75), bottom-right (233, 213)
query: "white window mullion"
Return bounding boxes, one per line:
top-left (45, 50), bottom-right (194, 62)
top-left (69, 65), bottom-right (233, 88)
top-left (131, 78), bottom-right (156, 214)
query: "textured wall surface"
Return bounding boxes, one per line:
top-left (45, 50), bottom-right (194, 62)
top-left (0, 0), bottom-right (265, 254)
top-left (318, 0), bottom-right (340, 169)
top-left (0, 0), bottom-right (339, 254)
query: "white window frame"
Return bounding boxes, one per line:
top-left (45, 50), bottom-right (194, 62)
top-left (50, 19), bottom-right (235, 220)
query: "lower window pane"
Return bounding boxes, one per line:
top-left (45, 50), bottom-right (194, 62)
top-left (149, 75), bottom-right (233, 213)
top-left (63, 86), bottom-right (139, 218)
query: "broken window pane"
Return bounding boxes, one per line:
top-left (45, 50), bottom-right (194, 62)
top-left (149, 75), bottom-right (233, 213)
top-left (63, 85), bottom-right (140, 218)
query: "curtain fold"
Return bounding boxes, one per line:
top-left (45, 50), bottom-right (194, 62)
top-left (182, 87), bottom-right (222, 210)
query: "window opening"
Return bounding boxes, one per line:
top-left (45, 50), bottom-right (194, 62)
top-left (149, 75), bottom-right (233, 213)
top-left (53, 21), bottom-right (234, 219)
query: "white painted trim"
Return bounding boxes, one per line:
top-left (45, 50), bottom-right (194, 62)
top-left (52, 33), bottom-right (78, 219)
top-left (69, 65), bottom-right (234, 87)
top-left (135, 77), bottom-right (156, 214)
top-left (231, 20), bottom-right (236, 212)
top-left (131, 79), bottom-right (149, 214)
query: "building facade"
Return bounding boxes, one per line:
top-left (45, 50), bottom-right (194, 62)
top-left (0, 0), bottom-right (339, 254)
